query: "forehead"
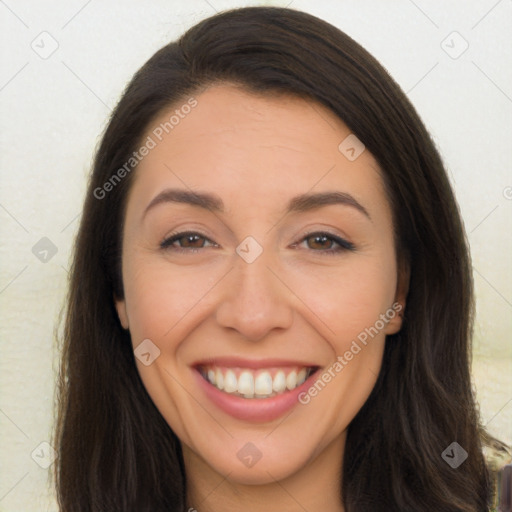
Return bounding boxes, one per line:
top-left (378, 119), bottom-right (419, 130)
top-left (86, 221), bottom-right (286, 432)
top-left (146, 84), bottom-right (354, 163)
top-left (128, 84), bottom-right (388, 218)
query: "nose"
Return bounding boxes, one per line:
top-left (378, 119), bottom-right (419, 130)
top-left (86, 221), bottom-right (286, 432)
top-left (214, 248), bottom-right (294, 342)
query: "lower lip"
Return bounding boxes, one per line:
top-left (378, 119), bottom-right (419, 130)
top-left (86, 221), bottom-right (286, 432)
top-left (193, 368), bottom-right (319, 423)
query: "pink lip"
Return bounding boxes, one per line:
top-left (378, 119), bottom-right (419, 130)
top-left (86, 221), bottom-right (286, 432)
top-left (192, 356), bottom-right (317, 369)
top-left (192, 365), bottom-right (320, 423)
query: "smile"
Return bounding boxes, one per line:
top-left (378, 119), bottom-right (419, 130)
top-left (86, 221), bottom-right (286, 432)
top-left (192, 357), bottom-right (321, 422)
top-left (198, 365), bottom-right (317, 399)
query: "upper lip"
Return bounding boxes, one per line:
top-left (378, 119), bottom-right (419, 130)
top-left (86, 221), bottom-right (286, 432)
top-left (192, 357), bottom-right (319, 370)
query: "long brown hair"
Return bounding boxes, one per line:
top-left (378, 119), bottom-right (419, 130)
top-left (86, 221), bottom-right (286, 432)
top-left (54, 6), bottom-right (502, 510)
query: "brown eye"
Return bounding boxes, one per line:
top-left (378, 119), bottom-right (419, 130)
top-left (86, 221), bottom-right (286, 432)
top-left (306, 234), bottom-right (336, 250)
top-left (160, 232), bottom-right (216, 252)
top-left (177, 234), bottom-right (206, 248)
top-left (295, 231), bottom-right (355, 255)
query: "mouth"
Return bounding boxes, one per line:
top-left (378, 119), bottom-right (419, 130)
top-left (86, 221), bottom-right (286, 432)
top-left (192, 358), bottom-right (321, 423)
top-left (196, 364), bottom-right (319, 399)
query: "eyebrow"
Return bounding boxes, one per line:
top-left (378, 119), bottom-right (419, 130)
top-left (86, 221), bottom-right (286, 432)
top-left (143, 188), bottom-right (371, 220)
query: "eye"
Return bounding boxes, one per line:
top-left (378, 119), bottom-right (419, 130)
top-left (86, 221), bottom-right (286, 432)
top-left (160, 230), bottom-right (355, 255)
top-left (293, 231), bottom-right (355, 255)
top-left (160, 231), bottom-right (217, 253)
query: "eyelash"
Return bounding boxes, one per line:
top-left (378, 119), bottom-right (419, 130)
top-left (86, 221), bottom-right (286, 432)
top-left (160, 230), bottom-right (355, 255)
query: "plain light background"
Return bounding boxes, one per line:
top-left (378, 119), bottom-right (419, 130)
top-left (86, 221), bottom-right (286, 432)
top-left (1, 1), bottom-right (511, 510)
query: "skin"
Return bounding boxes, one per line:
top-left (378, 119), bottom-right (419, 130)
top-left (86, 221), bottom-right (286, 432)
top-left (115, 84), bottom-right (408, 511)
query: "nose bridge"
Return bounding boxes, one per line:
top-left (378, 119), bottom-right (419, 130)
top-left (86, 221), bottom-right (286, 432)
top-left (214, 241), bottom-right (293, 341)
top-left (235, 248), bottom-right (276, 301)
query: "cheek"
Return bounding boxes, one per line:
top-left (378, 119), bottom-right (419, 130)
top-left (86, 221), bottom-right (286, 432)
top-left (294, 254), bottom-right (398, 344)
top-left (123, 256), bottom-right (220, 342)
top-left (293, 258), bottom-right (395, 429)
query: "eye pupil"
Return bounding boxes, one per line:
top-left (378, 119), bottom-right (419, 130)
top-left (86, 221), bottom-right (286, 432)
top-left (182, 234), bottom-right (203, 247)
top-left (308, 234), bottom-right (331, 250)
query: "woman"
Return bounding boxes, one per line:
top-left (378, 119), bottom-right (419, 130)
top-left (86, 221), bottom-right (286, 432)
top-left (53, 6), bottom-right (504, 511)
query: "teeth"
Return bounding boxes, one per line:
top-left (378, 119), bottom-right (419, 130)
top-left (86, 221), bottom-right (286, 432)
top-left (286, 370), bottom-right (297, 390)
top-left (273, 371), bottom-right (286, 393)
top-left (224, 370), bottom-right (238, 393)
top-left (215, 368), bottom-right (224, 390)
top-left (201, 365), bottom-right (314, 399)
top-left (238, 371), bottom-right (254, 398)
top-left (297, 368), bottom-right (307, 386)
top-left (254, 372), bottom-right (273, 396)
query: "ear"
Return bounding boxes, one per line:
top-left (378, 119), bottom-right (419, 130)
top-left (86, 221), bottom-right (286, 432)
top-left (114, 294), bottom-right (129, 330)
top-left (384, 259), bottom-right (410, 335)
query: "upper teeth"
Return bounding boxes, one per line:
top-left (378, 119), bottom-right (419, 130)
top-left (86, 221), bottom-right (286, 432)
top-left (202, 366), bottom-right (312, 399)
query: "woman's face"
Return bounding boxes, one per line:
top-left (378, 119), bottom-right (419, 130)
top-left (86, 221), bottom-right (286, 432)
top-left (115, 84), bottom-right (406, 485)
